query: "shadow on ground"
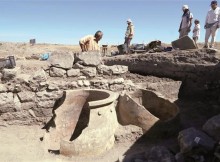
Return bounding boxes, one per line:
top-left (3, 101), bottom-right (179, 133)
top-left (117, 99), bottom-right (220, 162)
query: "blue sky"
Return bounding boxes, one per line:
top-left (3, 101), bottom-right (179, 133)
top-left (0, 0), bottom-right (217, 45)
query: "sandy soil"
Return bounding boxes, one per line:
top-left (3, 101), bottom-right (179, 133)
top-left (0, 124), bottom-right (143, 162)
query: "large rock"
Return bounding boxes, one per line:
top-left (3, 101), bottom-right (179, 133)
top-left (97, 65), bottom-right (128, 75)
top-left (36, 91), bottom-right (63, 101)
top-left (81, 67), bottom-right (97, 77)
top-left (97, 65), bottom-right (112, 75)
top-left (2, 67), bottom-right (21, 80)
top-left (76, 52), bottom-right (102, 66)
top-left (178, 127), bottom-right (216, 154)
top-left (172, 36), bottom-right (197, 50)
top-left (0, 93), bottom-right (15, 113)
top-left (145, 146), bottom-right (175, 162)
top-left (50, 67), bottom-right (66, 77)
top-left (67, 69), bottom-right (80, 77)
top-left (48, 51), bottom-right (74, 70)
top-left (17, 91), bottom-right (36, 103)
top-left (203, 114), bottom-right (220, 141)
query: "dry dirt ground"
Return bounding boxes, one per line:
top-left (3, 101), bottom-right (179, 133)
top-left (0, 124), bottom-right (144, 162)
top-left (0, 42), bottom-right (219, 162)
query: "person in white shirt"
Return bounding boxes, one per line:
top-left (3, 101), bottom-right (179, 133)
top-left (193, 19), bottom-right (200, 46)
top-left (204, 0), bottom-right (220, 48)
top-left (179, 5), bottom-right (193, 38)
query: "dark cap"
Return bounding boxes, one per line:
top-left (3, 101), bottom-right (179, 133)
top-left (211, 1), bottom-right (217, 5)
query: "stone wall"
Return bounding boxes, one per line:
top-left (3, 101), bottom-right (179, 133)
top-left (0, 51), bottom-right (134, 125)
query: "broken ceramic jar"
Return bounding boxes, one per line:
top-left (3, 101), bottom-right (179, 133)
top-left (44, 89), bottom-right (119, 157)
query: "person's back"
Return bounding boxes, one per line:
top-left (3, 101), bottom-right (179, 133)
top-left (79, 31), bottom-right (103, 52)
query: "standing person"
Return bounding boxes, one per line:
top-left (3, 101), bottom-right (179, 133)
top-left (179, 5), bottom-right (193, 38)
top-left (204, 1), bottom-right (220, 48)
top-left (79, 31), bottom-right (103, 52)
top-left (193, 19), bottom-right (201, 46)
top-left (124, 19), bottom-right (134, 54)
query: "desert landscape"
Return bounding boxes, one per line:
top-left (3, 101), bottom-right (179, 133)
top-left (0, 41), bottom-right (220, 162)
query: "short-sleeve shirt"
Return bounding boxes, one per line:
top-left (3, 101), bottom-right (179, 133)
top-left (79, 35), bottom-right (100, 51)
top-left (181, 13), bottom-right (193, 29)
top-left (193, 24), bottom-right (200, 37)
top-left (125, 24), bottom-right (134, 38)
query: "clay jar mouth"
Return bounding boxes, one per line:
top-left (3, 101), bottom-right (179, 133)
top-left (74, 89), bottom-right (119, 108)
top-left (130, 89), bottom-right (179, 122)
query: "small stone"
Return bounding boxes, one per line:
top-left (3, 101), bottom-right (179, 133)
top-left (81, 67), bottom-right (97, 77)
top-left (17, 91), bottom-right (36, 103)
top-left (69, 81), bottom-right (78, 88)
top-left (48, 82), bottom-right (59, 91)
top-left (32, 69), bottom-right (47, 82)
top-left (67, 69), bottom-right (80, 77)
top-left (78, 76), bottom-right (87, 80)
top-left (49, 67), bottom-right (66, 77)
top-left (0, 93), bottom-right (15, 113)
top-left (28, 109), bottom-right (36, 118)
top-left (2, 67), bottom-right (21, 80)
top-left (36, 91), bottom-right (63, 101)
top-left (14, 94), bottom-right (21, 112)
top-left (109, 78), bottom-right (125, 85)
top-left (32, 108), bottom-right (53, 117)
top-left (72, 63), bottom-right (84, 69)
top-left (83, 80), bottom-right (90, 87)
top-left (37, 100), bottom-right (56, 108)
top-left (97, 65), bottom-right (112, 75)
top-left (77, 80), bottom-right (84, 87)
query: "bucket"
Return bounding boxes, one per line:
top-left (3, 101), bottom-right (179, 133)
top-left (117, 44), bottom-right (127, 54)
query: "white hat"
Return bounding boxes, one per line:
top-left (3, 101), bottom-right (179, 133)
top-left (182, 5), bottom-right (189, 10)
top-left (127, 19), bottom-right (132, 23)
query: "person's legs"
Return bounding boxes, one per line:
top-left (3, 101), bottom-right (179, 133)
top-left (193, 37), bottom-right (198, 48)
top-left (210, 26), bottom-right (218, 48)
top-left (124, 37), bottom-right (129, 54)
top-left (179, 28), bottom-right (188, 38)
top-left (127, 38), bottom-right (132, 53)
top-left (205, 28), bottom-right (211, 47)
